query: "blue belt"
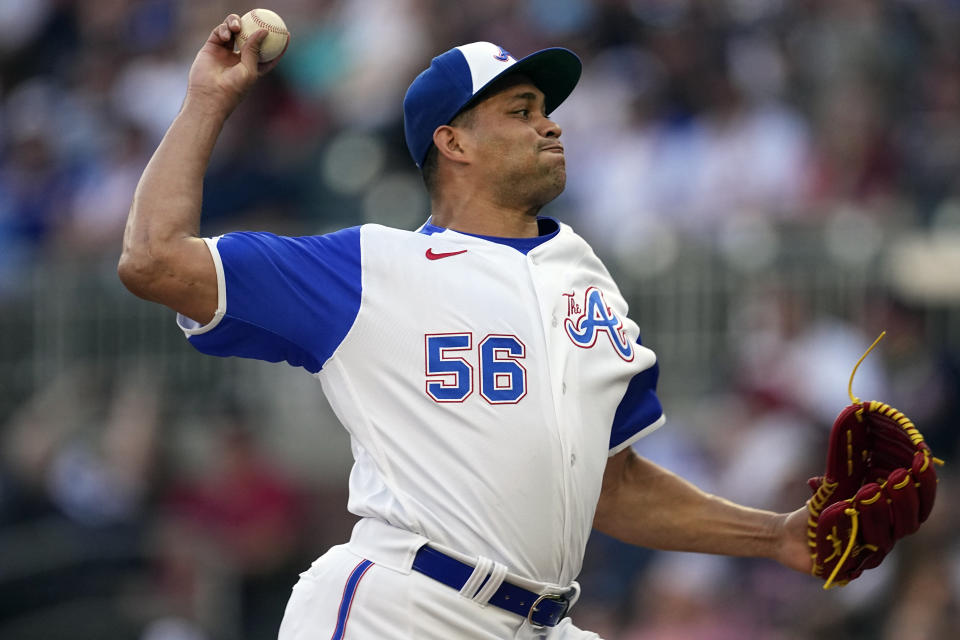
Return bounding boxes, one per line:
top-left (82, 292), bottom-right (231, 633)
top-left (411, 546), bottom-right (571, 628)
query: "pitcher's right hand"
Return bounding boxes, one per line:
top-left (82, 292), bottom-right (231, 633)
top-left (186, 14), bottom-right (282, 117)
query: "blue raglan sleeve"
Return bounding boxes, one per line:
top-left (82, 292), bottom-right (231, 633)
top-left (176, 227), bottom-right (362, 374)
top-left (608, 341), bottom-right (665, 455)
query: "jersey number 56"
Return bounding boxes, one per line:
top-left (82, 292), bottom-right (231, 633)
top-left (424, 333), bottom-right (527, 404)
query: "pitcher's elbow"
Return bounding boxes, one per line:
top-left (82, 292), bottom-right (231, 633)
top-left (117, 249), bottom-right (158, 299)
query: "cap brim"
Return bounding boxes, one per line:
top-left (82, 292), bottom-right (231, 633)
top-left (459, 47), bottom-right (582, 117)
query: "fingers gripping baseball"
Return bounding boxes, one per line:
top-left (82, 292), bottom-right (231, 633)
top-left (187, 15), bottom-right (276, 114)
top-left (238, 28), bottom-right (271, 74)
top-left (211, 17), bottom-right (237, 47)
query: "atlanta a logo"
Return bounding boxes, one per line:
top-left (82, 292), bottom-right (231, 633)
top-left (563, 287), bottom-right (634, 361)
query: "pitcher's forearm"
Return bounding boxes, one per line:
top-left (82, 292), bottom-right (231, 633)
top-left (123, 96), bottom-right (230, 255)
top-left (594, 452), bottom-right (785, 559)
top-left (620, 490), bottom-right (784, 558)
top-left (118, 15), bottom-right (272, 323)
top-left (118, 96), bottom-right (232, 321)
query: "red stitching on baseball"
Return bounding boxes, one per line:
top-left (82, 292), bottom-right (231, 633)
top-left (251, 11), bottom-right (288, 34)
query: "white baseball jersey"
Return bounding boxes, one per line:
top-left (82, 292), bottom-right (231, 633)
top-left (178, 217), bottom-right (664, 587)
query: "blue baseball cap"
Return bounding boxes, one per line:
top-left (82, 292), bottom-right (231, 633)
top-left (403, 42), bottom-right (582, 168)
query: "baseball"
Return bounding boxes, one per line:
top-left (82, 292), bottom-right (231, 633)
top-left (237, 8), bottom-right (289, 62)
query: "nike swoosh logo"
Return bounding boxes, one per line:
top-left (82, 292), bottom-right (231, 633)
top-left (425, 248), bottom-right (468, 261)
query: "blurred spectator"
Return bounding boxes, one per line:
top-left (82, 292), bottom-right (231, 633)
top-left (619, 553), bottom-right (767, 640)
top-left (57, 122), bottom-right (151, 256)
top-left (0, 369), bottom-right (159, 638)
top-left (159, 409), bottom-right (307, 640)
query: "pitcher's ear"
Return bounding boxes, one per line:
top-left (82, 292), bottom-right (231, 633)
top-left (433, 125), bottom-right (471, 165)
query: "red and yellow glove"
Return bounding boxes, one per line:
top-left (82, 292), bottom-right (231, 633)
top-left (806, 333), bottom-right (943, 589)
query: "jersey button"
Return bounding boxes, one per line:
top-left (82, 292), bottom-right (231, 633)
top-left (570, 453), bottom-right (576, 467)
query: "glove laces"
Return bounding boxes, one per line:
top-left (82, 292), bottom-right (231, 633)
top-left (847, 331), bottom-right (886, 420)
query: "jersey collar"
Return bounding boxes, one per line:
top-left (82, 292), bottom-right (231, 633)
top-left (417, 216), bottom-right (560, 255)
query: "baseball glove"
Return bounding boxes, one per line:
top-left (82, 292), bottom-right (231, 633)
top-left (806, 333), bottom-right (943, 589)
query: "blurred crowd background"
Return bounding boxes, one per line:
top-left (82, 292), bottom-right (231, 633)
top-left (1, 0), bottom-right (959, 639)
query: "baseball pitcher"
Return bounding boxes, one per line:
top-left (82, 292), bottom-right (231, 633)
top-left (119, 14), bottom-right (941, 639)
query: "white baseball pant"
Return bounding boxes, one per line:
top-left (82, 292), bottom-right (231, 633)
top-left (277, 543), bottom-right (602, 640)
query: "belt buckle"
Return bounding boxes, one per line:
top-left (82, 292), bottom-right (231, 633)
top-left (526, 592), bottom-right (569, 629)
